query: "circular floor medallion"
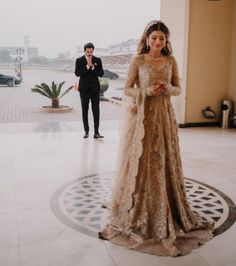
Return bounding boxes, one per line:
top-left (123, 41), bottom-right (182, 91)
top-left (51, 172), bottom-right (236, 238)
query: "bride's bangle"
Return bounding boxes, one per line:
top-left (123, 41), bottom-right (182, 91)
top-left (145, 87), bottom-right (152, 96)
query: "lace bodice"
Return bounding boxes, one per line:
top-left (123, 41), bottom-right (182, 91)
top-left (124, 54), bottom-right (181, 98)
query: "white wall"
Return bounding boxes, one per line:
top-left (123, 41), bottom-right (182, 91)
top-left (185, 0), bottom-right (233, 123)
top-left (160, 0), bottom-right (190, 124)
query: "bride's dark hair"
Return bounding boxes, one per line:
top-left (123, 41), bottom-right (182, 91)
top-left (137, 20), bottom-right (172, 56)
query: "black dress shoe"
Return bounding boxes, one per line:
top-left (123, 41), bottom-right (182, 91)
top-left (94, 133), bottom-right (104, 139)
top-left (83, 132), bottom-right (89, 138)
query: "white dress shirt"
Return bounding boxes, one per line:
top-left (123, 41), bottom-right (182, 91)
top-left (85, 55), bottom-right (94, 70)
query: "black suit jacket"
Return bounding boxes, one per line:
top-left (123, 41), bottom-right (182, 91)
top-left (74, 55), bottom-right (104, 94)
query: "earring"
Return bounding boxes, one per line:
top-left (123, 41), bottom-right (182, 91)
top-left (162, 47), bottom-right (169, 55)
top-left (145, 44), bottom-right (150, 51)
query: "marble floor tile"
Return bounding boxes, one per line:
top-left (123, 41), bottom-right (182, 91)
top-left (0, 123), bottom-right (235, 266)
top-left (17, 208), bottom-right (83, 246)
top-left (104, 241), bottom-right (210, 266)
top-left (195, 224), bottom-right (236, 266)
top-left (0, 247), bottom-right (19, 266)
top-left (0, 210), bottom-right (18, 249)
top-left (19, 237), bottom-right (115, 266)
top-left (223, 262), bottom-right (236, 266)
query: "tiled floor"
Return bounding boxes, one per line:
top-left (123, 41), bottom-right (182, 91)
top-left (50, 172), bottom-right (235, 238)
top-left (0, 70), bottom-right (123, 123)
top-left (0, 121), bottom-right (236, 266)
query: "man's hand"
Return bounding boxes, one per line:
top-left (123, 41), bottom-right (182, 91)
top-left (87, 56), bottom-right (94, 68)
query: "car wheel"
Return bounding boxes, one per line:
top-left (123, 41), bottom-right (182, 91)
top-left (7, 79), bottom-right (14, 87)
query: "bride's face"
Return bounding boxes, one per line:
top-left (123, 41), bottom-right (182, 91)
top-left (147, 30), bottom-right (166, 53)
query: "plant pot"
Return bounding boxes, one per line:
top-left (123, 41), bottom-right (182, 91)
top-left (42, 105), bottom-right (73, 112)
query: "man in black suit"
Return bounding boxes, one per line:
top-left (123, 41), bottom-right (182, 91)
top-left (75, 43), bottom-right (104, 139)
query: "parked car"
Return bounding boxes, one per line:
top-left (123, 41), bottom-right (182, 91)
top-left (103, 69), bottom-right (119, 79)
top-left (0, 73), bottom-right (21, 87)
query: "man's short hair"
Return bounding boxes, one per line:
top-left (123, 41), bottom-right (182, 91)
top-left (84, 43), bottom-right (95, 51)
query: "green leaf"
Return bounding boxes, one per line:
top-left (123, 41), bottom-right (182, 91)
top-left (59, 85), bottom-right (73, 99)
top-left (31, 88), bottom-right (50, 98)
top-left (40, 83), bottom-right (53, 97)
top-left (51, 81), bottom-right (57, 98)
top-left (56, 81), bottom-right (65, 98)
top-left (33, 84), bottom-right (52, 98)
top-left (32, 81), bottom-right (72, 101)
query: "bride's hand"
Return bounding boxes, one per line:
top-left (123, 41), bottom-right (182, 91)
top-left (149, 82), bottom-right (163, 96)
top-left (160, 82), bottom-right (169, 95)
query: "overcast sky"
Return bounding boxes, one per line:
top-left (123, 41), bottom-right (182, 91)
top-left (0, 0), bottom-right (160, 58)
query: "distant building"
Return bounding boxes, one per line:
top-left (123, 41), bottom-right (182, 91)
top-left (0, 35), bottom-right (38, 63)
top-left (57, 51), bottom-right (71, 59)
top-left (109, 39), bottom-right (138, 55)
top-left (95, 47), bottom-right (110, 56)
top-left (24, 35), bottom-right (30, 63)
top-left (77, 46), bottom-right (109, 57)
top-left (0, 46), bottom-right (38, 58)
top-left (76, 39), bottom-right (138, 57)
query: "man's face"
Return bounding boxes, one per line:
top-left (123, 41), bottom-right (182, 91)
top-left (85, 48), bottom-right (94, 57)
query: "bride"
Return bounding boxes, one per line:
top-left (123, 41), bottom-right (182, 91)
top-left (99, 20), bottom-right (214, 256)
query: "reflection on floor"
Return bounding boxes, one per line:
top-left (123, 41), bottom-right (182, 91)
top-left (0, 121), bottom-right (236, 266)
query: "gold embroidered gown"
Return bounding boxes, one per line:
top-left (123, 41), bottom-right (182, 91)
top-left (99, 54), bottom-right (214, 256)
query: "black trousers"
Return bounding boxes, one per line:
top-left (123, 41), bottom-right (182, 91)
top-left (80, 90), bottom-right (100, 134)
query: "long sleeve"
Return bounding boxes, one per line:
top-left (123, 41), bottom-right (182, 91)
top-left (168, 56), bottom-right (181, 96)
top-left (74, 58), bottom-right (89, 77)
top-left (124, 56), bottom-right (141, 98)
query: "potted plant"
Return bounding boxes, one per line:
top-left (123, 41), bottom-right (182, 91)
top-left (99, 78), bottom-right (109, 100)
top-left (31, 81), bottom-right (73, 111)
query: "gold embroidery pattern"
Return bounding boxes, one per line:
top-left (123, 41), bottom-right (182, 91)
top-left (100, 55), bottom-right (214, 256)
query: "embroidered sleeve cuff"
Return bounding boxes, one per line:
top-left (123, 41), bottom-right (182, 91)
top-left (167, 85), bottom-right (181, 96)
top-left (124, 87), bottom-right (140, 98)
